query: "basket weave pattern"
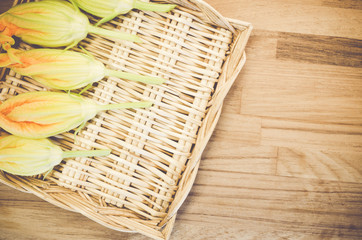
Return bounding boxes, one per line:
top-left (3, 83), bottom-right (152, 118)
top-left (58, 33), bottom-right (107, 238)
top-left (0, 0), bottom-right (252, 239)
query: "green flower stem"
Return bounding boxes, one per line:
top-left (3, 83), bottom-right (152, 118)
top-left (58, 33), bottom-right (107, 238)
top-left (62, 149), bottom-right (111, 158)
top-left (105, 69), bottom-right (165, 85)
top-left (134, 1), bottom-right (176, 12)
top-left (97, 101), bottom-right (153, 111)
top-left (87, 25), bottom-right (142, 43)
top-left (96, 13), bottom-right (119, 27)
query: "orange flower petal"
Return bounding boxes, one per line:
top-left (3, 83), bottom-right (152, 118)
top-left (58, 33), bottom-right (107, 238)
top-left (0, 112), bottom-right (59, 138)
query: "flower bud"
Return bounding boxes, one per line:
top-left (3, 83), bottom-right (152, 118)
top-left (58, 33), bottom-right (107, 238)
top-left (0, 135), bottom-right (111, 176)
top-left (0, 91), bottom-right (152, 138)
top-left (73, 0), bottom-right (176, 25)
top-left (0, 48), bottom-right (165, 90)
top-left (0, 0), bottom-right (140, 48)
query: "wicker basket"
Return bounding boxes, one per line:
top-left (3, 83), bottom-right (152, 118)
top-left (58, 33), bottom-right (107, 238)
top-left (0, 0), bottom-right (252, 239)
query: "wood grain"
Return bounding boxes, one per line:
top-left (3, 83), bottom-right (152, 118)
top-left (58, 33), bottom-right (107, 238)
top-left (322, 0), bottom-right (362, 10)
top-left (277, 32), bottom-right (362, 67)
top-left (240, 59), bottom-right (362, 124)
top-left (277, 148), bottom-right (362, 182)
top-left (1, 0), bottom-right (362, 239)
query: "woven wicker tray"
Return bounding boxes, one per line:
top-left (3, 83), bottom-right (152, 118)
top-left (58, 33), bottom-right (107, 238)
top-left (0, 0), bottom-right (252, 239)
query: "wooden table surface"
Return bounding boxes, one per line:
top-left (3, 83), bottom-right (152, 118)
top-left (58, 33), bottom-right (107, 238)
top-left (0, 0), bottom-right (361, 239)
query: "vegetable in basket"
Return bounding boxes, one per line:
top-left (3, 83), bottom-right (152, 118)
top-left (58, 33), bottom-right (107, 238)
top-left (0, 135), bottom-right (111, 176)
top-left (0, 0), bottom-right (141, 49)
top-left (72, 0), bottom-right (176, 26)
top-left (0, 91), bottom-right (152, 139)
top-left (0, 47), bottom-right (165, 90)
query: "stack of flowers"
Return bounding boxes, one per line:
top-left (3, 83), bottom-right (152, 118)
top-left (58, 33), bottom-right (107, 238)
top-left (0, 0), bottom-right (176, 176)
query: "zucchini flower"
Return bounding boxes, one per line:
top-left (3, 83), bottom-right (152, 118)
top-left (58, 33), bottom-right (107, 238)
top-left (0, 91), bottom-right (152, 139)
top-left (0, 48), bottom-right (165, 90)
top-left (0, 135), bottom-right (111, 176)
top-left (0, 0), bottom-right (141, 49)
top-left (73, 0), bottom-right (176, 25)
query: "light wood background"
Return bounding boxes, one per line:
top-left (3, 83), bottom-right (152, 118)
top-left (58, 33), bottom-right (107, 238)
top-left (1, 0), bottom-right (362, 239)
